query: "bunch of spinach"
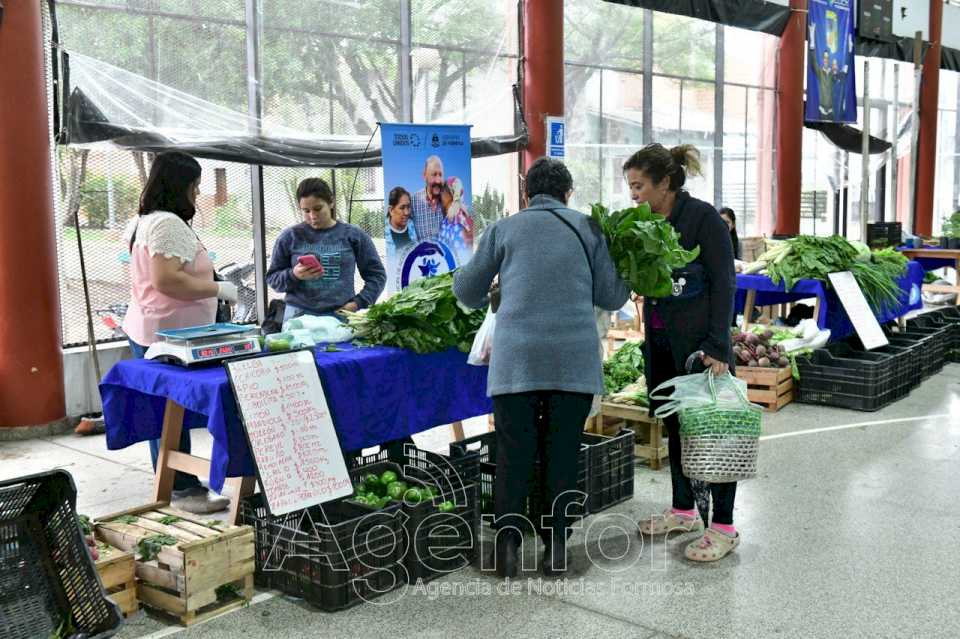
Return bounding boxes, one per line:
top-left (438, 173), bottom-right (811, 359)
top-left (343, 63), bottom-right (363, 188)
top-left (591, 202), bottom-right (700, 298)
top-left (344, 272), bottom-right (486, 354)
top-left (603, 340), bottom-right (645, 395)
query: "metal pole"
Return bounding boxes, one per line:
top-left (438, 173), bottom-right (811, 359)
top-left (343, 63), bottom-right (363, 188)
top-left (399, 0), bottom-right (413, 122)
top-left (891, 63), bottom-right (899, 222)
top-left (245, 0), bottom-right (268, 323)
top-left (642, 9), bottom-right (653, 145)
top-left (599, 69), bottom-right (605, 202)
top-left (907, 32), bottom-right (923, 235)
top-left (860, 60), bottom-right (871, 242)
top-left (714, 23), bottom-right (724, 208)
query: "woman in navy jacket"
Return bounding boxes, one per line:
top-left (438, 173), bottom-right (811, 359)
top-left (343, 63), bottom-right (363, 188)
top-left (625, 144), bottom-right (740, 562)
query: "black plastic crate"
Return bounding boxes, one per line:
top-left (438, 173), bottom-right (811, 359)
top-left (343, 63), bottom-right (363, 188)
top-left (449, 431), bottom-right (591, 521)
top-left (240, 493), bottom-right (404, 611)
top-left (347, 459), bottom-right (479, 584)
top-left (866, 222), bottom-right (902, 249)
top-left (925, 308), bottom-right (960, 362)
top-left (795, 386), bottom-right (894, 412)
top-left (0, 471), bottom-right (122, 639)
top-left (884, 326), bottom-right (943, 377)
top-left (795, 348), bottom-right (897, 411)
top-left (582, 430), bottom-right (635, 513)
top-left (873, 340), bottom-right (923, 390)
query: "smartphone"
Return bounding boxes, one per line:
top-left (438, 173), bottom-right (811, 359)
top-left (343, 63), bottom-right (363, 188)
top-left (297, 255), bottom-right (324, 272)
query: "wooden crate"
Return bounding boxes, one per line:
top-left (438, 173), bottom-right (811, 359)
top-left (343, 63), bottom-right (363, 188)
top-left (95, 502), bottom-right (255, 626)
top-left (736, 365), bottom-right (794, 412)
top-left (740, 236), bottom-right (768, 263)
top-left (594, 402), bottom-right (668, 470)
top-left (95, 543), bottom-right (138, 617)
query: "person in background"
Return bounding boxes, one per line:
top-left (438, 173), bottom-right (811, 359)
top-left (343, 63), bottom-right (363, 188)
top-left (718, 207), bottom-right (740, 260)
top-left (625, 143), bottom-right (740, 562)
top-left (384, 186), bottom-right (417, 292)
top-left (123, 151), bottom-right (237, 514)
top-left (453, 157), bottom-right (630, 578)
top-left (438, 176), bottom-right (474, 265)
top-left (266, 178), bottom-right (386, 322)
top-left (410, 155), bottom-right (446, 242)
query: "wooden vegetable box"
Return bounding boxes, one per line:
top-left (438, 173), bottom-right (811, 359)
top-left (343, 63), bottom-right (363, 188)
top-left (95, 543), bottom-right (138, 617)
top-left (95, 502), bottom-right (255, 626)
top-left (736, 365), bottom-right (794, 412)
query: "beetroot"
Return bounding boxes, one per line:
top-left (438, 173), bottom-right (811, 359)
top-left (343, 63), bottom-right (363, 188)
top-left (748, 359), bottom-right (758, 367)
top-left (745, 333), bottom-right (760, 346)
top-left (757, 356), bottom-right (771, 367)
top-left (778, 357), bottom-right (789, 367)
top-left (755, 344), bottom-right (767, 357)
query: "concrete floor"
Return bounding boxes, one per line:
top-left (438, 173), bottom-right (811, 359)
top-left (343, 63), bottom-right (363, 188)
top-left (2, 364), bottom-right (959, 639)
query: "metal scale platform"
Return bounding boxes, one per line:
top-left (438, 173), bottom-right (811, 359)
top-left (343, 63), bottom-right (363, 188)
top-left (144, 323), bottom-right (261, 366)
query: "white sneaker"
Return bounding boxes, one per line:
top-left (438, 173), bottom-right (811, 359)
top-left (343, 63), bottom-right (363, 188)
top-left (638, 509), bottom-right (704, 536)
top-left (171, 487), bottom-right (230, 514)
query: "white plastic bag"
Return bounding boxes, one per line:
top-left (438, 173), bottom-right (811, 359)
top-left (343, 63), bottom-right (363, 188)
top-left (468, 309), bottom-right (496, 366)
top-left (283, 314), bottom-right (354, 343)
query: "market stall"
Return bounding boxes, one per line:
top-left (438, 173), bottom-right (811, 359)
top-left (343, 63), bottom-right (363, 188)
top-left (900, 247), bottom-right (960, 306)
top-left (734, 260), bottom-right (925, 340)
top-left (100, 342), bottom-right (491, 521)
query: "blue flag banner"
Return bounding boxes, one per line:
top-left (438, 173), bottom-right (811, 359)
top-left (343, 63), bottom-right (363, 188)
top-left (380, 123), bottom-right (474, 292)
top-left (805, 0), bottom-right (857, 123)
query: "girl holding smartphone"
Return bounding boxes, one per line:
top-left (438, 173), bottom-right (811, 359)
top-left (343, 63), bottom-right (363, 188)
top-left (267, 178), bottom-right (386, 321)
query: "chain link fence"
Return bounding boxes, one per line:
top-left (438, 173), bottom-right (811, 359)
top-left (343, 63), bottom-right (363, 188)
top-left (50, 0), bottom-right (519, 346)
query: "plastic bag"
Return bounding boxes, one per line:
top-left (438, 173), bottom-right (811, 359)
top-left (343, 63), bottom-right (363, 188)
top-left (282, 314), bottom-right (354, 343)
top-left (650, 370), bottom-right (762, 483)
top-left (468, 309), bottom-right (496, 366)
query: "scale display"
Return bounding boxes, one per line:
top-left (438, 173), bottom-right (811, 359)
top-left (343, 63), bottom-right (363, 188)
top-left (147, 323), bottom-right (261, 366)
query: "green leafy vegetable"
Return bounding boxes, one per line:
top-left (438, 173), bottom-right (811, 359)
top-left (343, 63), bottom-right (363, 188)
top-left (591, 202), bottom-right (700, 298)
top-left (344, 272), bottom-right (486, 353)
top-left (112, 515), bottom-right (139, 525)
top-left (158, 515), bottom-right (182, 525)
top-left (324, 344), bottom-right (343, 352)
top-left (76, 514), bottom-right (93, 536)
top-left (760, 236), bottom-right (908, 313)
top-left (136, 534), bottom-right (177, 562)
top-left (603, 341), bottom-right (645, 395)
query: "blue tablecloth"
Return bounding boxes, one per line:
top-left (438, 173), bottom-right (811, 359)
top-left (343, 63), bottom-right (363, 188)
top-left (734, 260), bottom-right (924, 341)
top-left (100, 343), bottom-right (492, 492)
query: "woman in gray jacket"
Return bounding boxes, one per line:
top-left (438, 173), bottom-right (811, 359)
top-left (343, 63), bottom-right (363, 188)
top-left (453, 158), bottom-right (630, 578)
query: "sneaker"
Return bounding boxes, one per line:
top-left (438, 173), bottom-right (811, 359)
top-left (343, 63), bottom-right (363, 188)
top-left (684, 527), bottom-right (740, 562)
top-left (171, 487), bottom-right (230, 514)
top-left (638, 509), bottom-right (704, 537)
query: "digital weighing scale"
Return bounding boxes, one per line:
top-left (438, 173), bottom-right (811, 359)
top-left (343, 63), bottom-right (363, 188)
top-left (145, 323), bottom-right (262, 366)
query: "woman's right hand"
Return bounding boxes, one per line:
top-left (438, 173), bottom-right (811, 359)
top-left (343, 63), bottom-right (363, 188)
top-left (293, 263), bottom-right (324, 281)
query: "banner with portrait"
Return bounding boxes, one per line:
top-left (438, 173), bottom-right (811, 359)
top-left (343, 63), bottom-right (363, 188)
top-left (805, 0), bottom-right (857, 123)
top-left (381, 123), bottom-right (474, 292)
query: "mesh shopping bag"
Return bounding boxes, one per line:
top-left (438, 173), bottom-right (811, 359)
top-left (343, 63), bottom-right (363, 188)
top-left (650, 369), bottom-right (763, 483)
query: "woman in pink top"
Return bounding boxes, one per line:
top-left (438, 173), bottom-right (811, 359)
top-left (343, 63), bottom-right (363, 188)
top-left (123, 152), bottom-right (238, 514)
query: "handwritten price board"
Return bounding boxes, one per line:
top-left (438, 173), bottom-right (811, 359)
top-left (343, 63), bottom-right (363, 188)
top-left (225, 350), bottom-right (353, 515)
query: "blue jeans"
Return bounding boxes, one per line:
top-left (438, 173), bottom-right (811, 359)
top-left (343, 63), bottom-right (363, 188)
top-left (128, 339), bottom-right (202, 492)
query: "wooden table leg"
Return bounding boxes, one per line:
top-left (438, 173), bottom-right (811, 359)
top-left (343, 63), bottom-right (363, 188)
top-left (227, 475), bottom-right (256, 525)
top-left (153, 399), bottom-right (185, 503)
top-left (742, 289), bottom-right (757, 331)
top-left (449, 420), bottom-right (465, 441)
top-left (650, 419), bottom-right (663, 471)
top-left (955, 258), bottom-right (960, 306)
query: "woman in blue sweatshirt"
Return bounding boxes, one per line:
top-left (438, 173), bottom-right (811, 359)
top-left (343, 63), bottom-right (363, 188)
top-left (267, 178), bottom-right (386, 321)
